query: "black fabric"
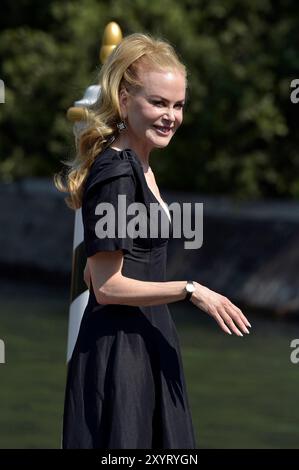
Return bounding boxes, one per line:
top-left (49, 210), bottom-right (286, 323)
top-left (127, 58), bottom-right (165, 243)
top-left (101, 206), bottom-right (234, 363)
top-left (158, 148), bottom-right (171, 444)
top-left (62, 147), bottom-right (197, 449)
top-left (82, 166), bottom-right (136, 257)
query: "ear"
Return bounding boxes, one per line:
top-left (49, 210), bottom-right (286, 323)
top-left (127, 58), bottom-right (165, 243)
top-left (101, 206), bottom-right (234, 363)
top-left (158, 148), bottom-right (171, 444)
top-left (119, 86), bottom-right (129, 119)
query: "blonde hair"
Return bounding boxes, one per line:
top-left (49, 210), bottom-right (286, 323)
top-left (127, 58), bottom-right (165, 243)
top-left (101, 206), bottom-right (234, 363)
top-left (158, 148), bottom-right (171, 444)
top-left (54, 33), bottom-right (187, 210)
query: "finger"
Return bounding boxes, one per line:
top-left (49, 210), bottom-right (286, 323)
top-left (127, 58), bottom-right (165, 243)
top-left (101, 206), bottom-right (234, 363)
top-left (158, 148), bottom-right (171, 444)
top-left (228, 302), bottom-right (251, 328)
top-left (210, 308), bottom-right (232, 335)
top-left (223, 306), bottom-right (250, 334)
top-left (220, 310), bottom-right (245, 336)
top-left (236, 307), bottom-right (252, 328)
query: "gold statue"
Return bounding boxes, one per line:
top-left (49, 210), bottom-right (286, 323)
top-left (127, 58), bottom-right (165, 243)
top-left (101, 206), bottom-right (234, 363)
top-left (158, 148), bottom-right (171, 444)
top-left (66, 22), bottom-right (123, 123)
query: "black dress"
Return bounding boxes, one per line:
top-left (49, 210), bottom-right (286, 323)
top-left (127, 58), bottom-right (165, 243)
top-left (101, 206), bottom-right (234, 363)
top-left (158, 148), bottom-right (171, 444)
top-left (62, 147), bottom-right (197, 449)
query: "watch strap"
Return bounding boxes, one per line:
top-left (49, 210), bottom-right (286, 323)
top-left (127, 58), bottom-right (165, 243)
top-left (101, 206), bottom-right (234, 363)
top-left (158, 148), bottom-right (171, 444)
top-left (185, 280), bottom-right (194, 301)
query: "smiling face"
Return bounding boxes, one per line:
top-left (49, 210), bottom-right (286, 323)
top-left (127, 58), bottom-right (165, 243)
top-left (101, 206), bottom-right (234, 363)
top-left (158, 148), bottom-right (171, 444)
top-left (118, 67), bottom-right (186, 157)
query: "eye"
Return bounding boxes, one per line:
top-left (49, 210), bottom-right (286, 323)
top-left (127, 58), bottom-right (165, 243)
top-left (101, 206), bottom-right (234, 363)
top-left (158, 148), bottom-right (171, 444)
top-left (151, 100), bottom-right (164, 107)
top-left (150, 100), bottom-right (185, 110)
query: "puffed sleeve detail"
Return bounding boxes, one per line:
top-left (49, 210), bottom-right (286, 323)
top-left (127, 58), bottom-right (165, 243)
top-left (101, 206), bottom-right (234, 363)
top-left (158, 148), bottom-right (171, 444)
top-left (81, 156), bottom-right (137, 257)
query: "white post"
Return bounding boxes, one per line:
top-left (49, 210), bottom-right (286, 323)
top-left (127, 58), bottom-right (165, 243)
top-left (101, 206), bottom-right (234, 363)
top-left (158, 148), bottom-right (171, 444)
top-left (66, 85), bottom-right (101, 363)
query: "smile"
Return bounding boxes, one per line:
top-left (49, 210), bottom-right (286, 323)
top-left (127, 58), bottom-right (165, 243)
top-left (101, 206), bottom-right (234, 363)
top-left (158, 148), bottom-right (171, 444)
top-left (152, 125), bottom-right (173, 136)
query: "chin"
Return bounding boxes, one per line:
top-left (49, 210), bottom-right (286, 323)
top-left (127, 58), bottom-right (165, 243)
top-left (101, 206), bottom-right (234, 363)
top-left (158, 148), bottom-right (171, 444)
top-left (145, 129), bottom-right (173, 147)
top-left (146, 134), bottom-right (173, 149)
top-left (153, 140), bottom-right (170, 149)
top-left (154, 135), bottom-right (173, 147)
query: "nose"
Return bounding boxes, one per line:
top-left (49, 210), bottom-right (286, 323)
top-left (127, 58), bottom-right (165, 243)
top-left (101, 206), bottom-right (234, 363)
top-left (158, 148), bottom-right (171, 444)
top-left (163, 107), bottom-right (175, 123)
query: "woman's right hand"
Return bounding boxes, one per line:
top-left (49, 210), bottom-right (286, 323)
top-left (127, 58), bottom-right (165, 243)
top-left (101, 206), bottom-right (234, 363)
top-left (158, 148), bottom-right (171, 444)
top-left (190, 282), bottom-right (251, 336)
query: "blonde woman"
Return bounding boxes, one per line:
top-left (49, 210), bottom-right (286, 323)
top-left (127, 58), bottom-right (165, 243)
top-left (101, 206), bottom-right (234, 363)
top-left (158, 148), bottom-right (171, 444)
top-left (55, 33), bottom-right (251, 449)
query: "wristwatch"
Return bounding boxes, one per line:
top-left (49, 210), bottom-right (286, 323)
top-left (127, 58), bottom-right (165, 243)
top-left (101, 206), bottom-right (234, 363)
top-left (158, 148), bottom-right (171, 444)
top-left (185, 280), bottom-right (195, 301)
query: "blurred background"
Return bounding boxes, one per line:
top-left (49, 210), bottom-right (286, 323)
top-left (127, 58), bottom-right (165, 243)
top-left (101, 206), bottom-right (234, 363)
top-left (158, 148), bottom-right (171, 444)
top-left (1, 0), bottom-right (299, 449)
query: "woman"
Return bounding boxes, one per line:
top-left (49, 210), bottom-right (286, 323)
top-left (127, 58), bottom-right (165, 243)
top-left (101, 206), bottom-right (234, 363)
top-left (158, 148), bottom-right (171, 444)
top-left (55, 33), bottom-right (251, 449)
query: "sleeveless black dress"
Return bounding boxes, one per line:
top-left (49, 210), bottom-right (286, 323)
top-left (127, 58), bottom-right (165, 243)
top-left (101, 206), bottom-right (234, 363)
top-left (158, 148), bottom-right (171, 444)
top-left (62, 147), bottom-right (197, 449)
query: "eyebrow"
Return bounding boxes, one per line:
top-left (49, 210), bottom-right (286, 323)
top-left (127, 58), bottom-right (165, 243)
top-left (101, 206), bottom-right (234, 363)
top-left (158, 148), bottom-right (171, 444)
top-left (148, 95), bottom-right (185, 104)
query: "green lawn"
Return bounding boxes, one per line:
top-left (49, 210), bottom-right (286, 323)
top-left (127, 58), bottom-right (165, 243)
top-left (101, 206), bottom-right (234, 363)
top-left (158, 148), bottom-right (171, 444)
top-left (0, 281), bottom-right (298, 448)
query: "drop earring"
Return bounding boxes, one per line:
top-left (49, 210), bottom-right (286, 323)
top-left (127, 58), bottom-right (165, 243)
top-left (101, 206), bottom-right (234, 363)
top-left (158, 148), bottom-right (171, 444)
top-left (116, 119), bottom-right (127, 131)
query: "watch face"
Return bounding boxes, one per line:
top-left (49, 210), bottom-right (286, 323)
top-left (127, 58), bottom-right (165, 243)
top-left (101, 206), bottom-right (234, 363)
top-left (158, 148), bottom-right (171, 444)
top-left (186, 283), bottom-right (195, 293)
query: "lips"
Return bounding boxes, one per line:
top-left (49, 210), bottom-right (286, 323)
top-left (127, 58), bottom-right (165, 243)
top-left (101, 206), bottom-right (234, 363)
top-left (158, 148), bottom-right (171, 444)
top-left (153, 125), bottom-right (173, 134)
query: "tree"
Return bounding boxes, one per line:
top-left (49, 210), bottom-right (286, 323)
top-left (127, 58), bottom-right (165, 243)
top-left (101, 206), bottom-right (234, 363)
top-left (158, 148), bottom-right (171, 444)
top-left (1, 0), bottom-right (299, 199)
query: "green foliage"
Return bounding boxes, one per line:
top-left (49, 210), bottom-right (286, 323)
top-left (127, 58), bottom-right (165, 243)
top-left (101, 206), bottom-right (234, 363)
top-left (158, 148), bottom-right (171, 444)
top-left (1, 0), bottom-right (299, 198)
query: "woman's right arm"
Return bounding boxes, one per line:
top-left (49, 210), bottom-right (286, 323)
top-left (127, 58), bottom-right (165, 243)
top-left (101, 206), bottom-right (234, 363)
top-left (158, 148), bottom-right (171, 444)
top-left (87, 250), bottom-right (252, 336)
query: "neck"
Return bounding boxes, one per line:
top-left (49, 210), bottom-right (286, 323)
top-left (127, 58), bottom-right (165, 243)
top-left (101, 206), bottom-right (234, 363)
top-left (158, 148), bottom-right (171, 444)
top-left (110, 134), bottom-right (151, 170)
